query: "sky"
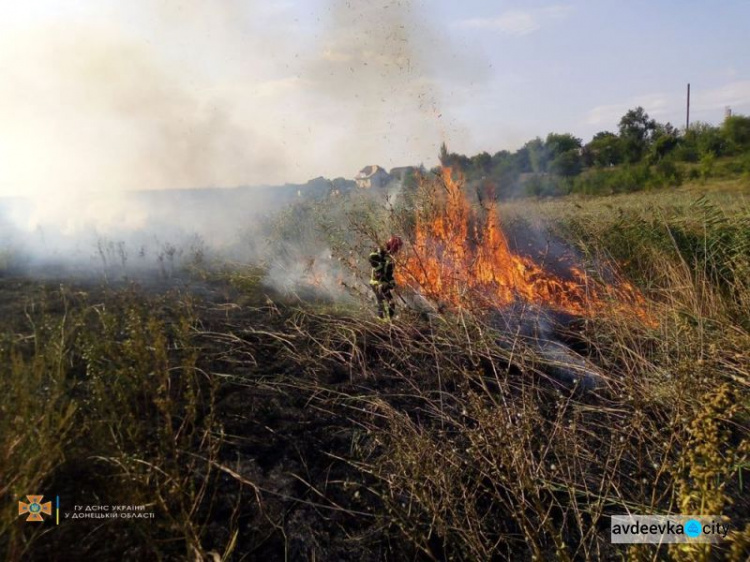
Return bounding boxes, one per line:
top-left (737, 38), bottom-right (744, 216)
top-left (1, 0), bottom-right (749, 198)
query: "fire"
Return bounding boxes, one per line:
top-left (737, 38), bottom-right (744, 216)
top-left (397, 168), bottom-right (651, 320)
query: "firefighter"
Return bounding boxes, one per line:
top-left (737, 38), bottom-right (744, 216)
top-left (369, 235), bottom-right (403, 320)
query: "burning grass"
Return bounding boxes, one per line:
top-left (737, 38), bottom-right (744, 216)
top-left (399, 168), bottom-right (653, 323)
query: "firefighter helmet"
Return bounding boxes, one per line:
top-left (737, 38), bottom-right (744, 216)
top-left (385, 235), bottom-right (403, 253)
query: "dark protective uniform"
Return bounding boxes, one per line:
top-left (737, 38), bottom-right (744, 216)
top-left (369, 248), bottom-right (396, 319)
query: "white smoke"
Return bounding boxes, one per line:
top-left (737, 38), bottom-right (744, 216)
top-left (0, 1), bottom-right (489, 287)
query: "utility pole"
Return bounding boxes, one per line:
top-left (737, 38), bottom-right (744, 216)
top-left (686, 83), bottom-right (691, 131)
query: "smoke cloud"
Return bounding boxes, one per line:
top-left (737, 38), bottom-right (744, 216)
top-left (0, 0), bottom-right (489, 282)
top-left (0, 24), bottom-right (286, 198)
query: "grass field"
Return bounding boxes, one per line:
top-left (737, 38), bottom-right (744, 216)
top-left (1, 176), bottom-right (749, 561)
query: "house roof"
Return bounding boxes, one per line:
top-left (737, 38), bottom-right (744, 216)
top-left (355, 165), bottom-right (387, 179)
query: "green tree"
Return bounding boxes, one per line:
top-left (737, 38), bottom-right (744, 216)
top-left (686, 121), bottom-right (725, 157)
top-left (650, 122), bottom-right (680, 162)
top-left (545, 132), bottom-right (582, 156)
top-left (585, 131), bottom-right (623, 167)
top-left (721, 115), bottom-right (750, 152)
top-left (549, 150), bottom-right (582, 176)
top-left (514, 145), bottom-right (532, 173)
top-left (618, 107), bottom-right (657, 163)
top-left (489, 150), bottom-right (522, 196)
top-left (470, 151), bottom-right (492, 175)
top-left (491, 150), bottom-right (513, 168)
top-left (525, 137), bottom-right (549, 173)
top-left (545, 133), bottom-right (582, 176)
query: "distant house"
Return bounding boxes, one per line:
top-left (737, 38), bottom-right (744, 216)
top-left (355, 165), bottom-right (391, 189)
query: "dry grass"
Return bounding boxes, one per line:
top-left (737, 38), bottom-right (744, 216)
top-left (274, 293), bottom-right (747, 560)
top-left (0, 286), bottom-right (229, 560)
top-left (1, 175), bottom-right (749, 560)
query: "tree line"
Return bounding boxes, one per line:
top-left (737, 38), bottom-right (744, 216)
top-left (435, 108), bottom-right (750, 197)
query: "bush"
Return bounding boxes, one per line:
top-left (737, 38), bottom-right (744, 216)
top-left (673, 142), bottom-right (700, 163)
top-left (571, 164), bottom-right (652, 195)
top-left (649, 159), bottom-right (683, 189)
top-left (700, 152), bottom-right (716, 180)
top-left (522, 174), bottom-right (570, 197)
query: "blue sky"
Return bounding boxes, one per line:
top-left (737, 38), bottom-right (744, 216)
top-left (440, 1), bottom-right (750, 147)
top-left (0, 0), bottom-right (748, 197)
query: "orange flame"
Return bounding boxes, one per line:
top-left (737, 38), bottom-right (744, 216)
top-left (397, 168), bottom-right (651, 321)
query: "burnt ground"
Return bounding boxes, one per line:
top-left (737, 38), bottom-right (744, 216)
top-left (191, 287), bottom-right (406, 560)
top-left (2, 273), bottom-right (448, 561)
